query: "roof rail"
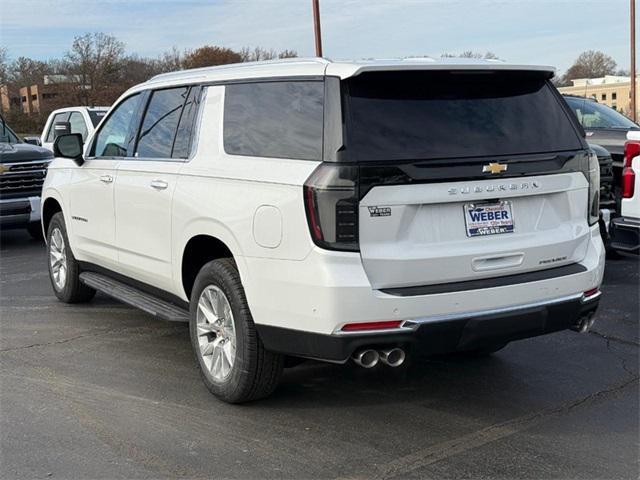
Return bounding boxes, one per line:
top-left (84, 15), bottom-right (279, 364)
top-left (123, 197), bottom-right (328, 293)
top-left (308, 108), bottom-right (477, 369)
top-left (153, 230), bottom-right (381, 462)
top-left (148, 57), bottom-right (332, 83)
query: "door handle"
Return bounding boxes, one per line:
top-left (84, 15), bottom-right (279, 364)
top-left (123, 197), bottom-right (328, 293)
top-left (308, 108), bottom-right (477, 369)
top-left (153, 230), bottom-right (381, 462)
top-left (99, 174), bottom-right (113, 184)
top-left (150, 179), bottom-right (169, 190)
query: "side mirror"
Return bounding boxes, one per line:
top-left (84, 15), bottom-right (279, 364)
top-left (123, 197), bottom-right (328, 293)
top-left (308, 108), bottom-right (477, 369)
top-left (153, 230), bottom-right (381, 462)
top-left (54, 134), bottom-right (84, 166)
top-left (53, 121), bottom-right (71, 139)
top-left (23, 136), bottom-right (42, 146)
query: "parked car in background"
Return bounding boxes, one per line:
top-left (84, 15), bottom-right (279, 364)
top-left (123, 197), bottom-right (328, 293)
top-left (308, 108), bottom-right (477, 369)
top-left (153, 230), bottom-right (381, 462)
top-left (0, 114), bottom-right (53, 238)
top-left (563, 95), bottom-right (639, 195)
top-left (589, 143), bottom-right (617, 250)
top-left (42, 59), bottom-right (604, 403)
top-left (39, 106), bottom-right (109, 151)
top-left (609, 135), bottom-right (640, 254)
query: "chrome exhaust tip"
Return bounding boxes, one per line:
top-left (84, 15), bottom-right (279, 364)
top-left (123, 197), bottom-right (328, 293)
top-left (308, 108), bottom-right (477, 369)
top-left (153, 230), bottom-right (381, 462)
top-left (379, 348), bottom-right (406, 367)
top-left (352, 349), bottom-right (379, 368)
top-left (572, 313), bottom-right (596, 333)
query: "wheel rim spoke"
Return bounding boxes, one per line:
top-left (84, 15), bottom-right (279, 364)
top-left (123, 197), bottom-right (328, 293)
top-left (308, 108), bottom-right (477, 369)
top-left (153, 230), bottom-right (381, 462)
top-left (49, 228), bottom-right (67, 290)
top-left (196, 285), bottom-right (236, 381)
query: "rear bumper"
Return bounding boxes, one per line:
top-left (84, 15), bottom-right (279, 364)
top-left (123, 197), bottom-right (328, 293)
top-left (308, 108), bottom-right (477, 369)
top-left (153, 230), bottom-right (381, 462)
top-left (609, 216), bottom-right (640, 254)
top-left (256, 292), bottom-right (601, 362)
top-left (0, 196), bottom-right (41, 228)
top-left (244, 224), bottom-right (605, 361)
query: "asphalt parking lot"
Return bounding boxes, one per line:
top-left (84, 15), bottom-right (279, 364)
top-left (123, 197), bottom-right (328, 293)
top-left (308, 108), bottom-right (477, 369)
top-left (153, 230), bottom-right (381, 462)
top-left (1, 229), bottom-right (638, 480)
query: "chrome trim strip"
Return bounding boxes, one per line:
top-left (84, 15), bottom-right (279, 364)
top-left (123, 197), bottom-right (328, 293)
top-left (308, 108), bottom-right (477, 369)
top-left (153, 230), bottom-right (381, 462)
top-left (332, 293), bottom-right (585, 336)
top-left (581, 290), bottom-right (602, 303)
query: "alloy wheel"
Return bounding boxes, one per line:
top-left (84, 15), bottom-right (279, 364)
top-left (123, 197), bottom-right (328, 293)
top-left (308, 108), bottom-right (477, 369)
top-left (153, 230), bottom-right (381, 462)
top-left (49, 227), bottom-right (67, 290)
top-left (196, 285), bottom-right (237, 381)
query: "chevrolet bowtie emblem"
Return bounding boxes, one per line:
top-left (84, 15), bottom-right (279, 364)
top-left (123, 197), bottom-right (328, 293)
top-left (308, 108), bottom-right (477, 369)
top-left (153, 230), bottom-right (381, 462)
top-left (482, 162), bottom-right (508, 174)
top-left (0, 165), bottom-right (8, 175)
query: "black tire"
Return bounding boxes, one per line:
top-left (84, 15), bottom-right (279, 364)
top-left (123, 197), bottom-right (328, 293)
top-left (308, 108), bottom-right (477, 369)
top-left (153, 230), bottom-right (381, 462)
top-left (189, 258), bottom-right (283, 403)
top-left (46, 212), bottom-right (96, 303)
top-left (27, 222), bottom-right (44, 241)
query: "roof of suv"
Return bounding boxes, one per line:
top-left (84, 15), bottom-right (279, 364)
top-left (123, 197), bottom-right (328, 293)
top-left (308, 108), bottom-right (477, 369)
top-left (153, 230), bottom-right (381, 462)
top-left (141, 57), bottom-right (555, 91)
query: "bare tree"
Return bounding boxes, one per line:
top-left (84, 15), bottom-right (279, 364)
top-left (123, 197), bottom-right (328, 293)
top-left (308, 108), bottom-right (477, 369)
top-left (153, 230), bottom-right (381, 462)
top-left (278, 49), bottom-right (298, 59)
top-left (8, 56), bottom-right (50, 85)
top-left (441, 51), bottom-right (500, 60)
top-left (239, 47), bottom-right (298, 62)
top-left (64, 33), bottom-right (126, 105)
top-left (158, 46), bottom-right (183, 72)
top-left (561, 50), bottom-right (617, 85)
top-left (0, 47), bottom-right (9, 85)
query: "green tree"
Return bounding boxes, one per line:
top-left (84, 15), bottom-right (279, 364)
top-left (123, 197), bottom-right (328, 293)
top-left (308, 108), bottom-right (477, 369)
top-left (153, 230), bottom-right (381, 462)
top-left (560, 50), bottom-right (617, 85)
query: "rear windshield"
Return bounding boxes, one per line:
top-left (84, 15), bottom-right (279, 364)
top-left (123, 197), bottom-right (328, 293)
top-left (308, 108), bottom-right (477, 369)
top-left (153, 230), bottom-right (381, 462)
top-left (343, 71), bottom-right (584, 162)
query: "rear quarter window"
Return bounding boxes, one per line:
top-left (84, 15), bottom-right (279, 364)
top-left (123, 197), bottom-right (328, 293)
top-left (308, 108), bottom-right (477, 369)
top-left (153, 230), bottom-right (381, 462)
top-left (223, 81), bottom-right (324, 161)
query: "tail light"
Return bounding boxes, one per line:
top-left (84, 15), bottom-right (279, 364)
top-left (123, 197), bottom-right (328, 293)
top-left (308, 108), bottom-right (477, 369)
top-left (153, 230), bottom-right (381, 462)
top-left (304, 164), bottom-right (359, 252)
top-left (622, 140), bottom-right (638, 199)
top-left (587, 150), bottom-right (600, 226)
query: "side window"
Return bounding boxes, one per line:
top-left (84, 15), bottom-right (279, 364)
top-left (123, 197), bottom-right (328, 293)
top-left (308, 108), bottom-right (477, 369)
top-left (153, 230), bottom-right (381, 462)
top-left (135, 87), bottom-right (189, 159)
top-left (223, 81), bottom-right (324, 161)
top-left (69, 112), bottom-right (88, 141)
top-left (93, 94), bottom-right (142, 157)
top-left (45, 112), bottom-right (70, 142)
top-left (172, 87), bottom-right (200, 159)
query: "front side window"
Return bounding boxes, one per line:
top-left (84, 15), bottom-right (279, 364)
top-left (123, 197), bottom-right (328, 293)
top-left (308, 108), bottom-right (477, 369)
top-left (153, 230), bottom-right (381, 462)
top-left (93, 94), bottom-right (142, 157)
top-left (69, 112), bottom-right (88, 141)
top-left (136, 87), bottom-right (189, 159)
top-left (223, 81), bottom-right (324, 161)
top-left (45, 112), bottom-right (70, 143)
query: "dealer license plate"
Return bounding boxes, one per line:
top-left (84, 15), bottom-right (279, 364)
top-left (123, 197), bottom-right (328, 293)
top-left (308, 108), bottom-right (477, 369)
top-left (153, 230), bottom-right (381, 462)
top-left (464, 201), bottom-right (514, 237)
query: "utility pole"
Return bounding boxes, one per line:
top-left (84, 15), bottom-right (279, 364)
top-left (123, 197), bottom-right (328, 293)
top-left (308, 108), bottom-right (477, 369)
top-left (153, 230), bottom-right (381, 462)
top-left (312, 0), bottom-right (323, 57)
top-left (632, 0), bottom-right (637, 121)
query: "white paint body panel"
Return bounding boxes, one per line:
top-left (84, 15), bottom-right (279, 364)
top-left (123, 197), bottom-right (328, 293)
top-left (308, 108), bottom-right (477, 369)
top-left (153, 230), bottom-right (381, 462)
top-left (359, 173), bottom-right (590, 289)
top-left (41, 58), bottom-right (604, 340)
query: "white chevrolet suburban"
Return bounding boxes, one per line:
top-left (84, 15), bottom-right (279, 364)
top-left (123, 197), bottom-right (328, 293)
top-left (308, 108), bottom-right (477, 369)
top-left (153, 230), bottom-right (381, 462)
top-left (41, 58), bottom-right (605, 403)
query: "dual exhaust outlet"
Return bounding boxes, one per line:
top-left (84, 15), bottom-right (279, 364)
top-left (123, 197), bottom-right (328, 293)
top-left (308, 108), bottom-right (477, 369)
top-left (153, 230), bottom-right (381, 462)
top-left (352, 347), bottom-right (406, 368)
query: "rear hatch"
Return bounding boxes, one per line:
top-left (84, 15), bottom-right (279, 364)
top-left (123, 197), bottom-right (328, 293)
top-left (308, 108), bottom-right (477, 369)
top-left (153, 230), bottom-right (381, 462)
top-left (342, 70), bottom-right (591, 290)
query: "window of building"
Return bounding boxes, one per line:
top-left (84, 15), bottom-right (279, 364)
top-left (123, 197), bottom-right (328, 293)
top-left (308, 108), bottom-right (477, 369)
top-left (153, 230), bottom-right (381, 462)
top-left (601, 93), bottom-right (607, 101)
top-left (31, 94), bottom-right (37, 101)
top-left (223, 81), bottom-right (324, 161)
top-left (21, 96), bottom-right (27, 102)
top-left (93, 94), bottom-right (142, 157)
top-left (612, 92), bottom-right (617, 101)
top-left (135, 87), bottom-right (189, 159)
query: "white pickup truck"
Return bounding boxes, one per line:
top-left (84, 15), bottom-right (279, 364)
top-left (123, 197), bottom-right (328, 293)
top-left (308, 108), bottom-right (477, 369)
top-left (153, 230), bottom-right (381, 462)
top-left (609, 132), bottom-right (640, 254)
top-left (39, 107), bottom-right (109, 152)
